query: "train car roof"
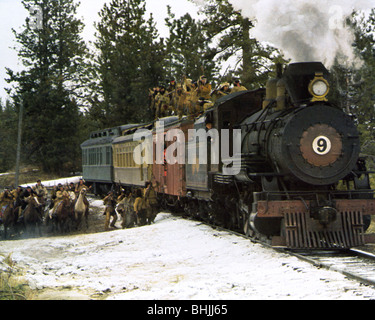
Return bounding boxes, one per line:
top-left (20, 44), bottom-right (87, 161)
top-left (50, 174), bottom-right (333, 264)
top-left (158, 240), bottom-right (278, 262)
top-left (113, 116), bottom-right (193, 145)
top-left (153, 116), bottom-right (192, 131)
top-left (214, 89), bottom-right (265, 108)
top-left (81, 124), bottom-right (140, 148)
top-left (81, 134), bottom-right (117, 148)
top-left (112, 122), bottom-right (153, 144)
top-left (113, 134), bottom-right (140, 144)
top-left (120, 124), bottom-right (141, 131)
top-left (155, 116), bottom-right (180, 127)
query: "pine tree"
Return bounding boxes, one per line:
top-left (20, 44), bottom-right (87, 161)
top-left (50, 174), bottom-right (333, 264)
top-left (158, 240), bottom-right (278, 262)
top-left (351, 10), bottom-right (375, 163)
top-left (0, 99), bottom-right (18, 173)
top-left (196, 0), bottom-right (286, 89)
top-left (5, 0), bottom-right (89, 174)
top-left (165, 7), bottom-right (217, 82)
top-left (90, 0), bottom-right (166, 127)
top-left (328, 11), bottom-right (375, 172)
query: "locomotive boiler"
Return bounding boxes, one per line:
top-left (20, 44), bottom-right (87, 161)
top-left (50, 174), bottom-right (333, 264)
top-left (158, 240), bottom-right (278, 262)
top-left (240, 62), bottom-right (360, 186)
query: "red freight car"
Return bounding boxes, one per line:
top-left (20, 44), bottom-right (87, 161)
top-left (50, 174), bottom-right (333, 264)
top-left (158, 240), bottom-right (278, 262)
top-left (152, 116), bottom-right (194, 207)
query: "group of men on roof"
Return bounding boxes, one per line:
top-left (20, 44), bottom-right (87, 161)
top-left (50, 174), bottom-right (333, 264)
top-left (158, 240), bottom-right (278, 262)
top-left (149, 76), bottom-right (247, 120)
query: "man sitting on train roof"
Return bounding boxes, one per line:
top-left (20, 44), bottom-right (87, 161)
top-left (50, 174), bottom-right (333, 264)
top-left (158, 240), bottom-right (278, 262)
top-left (151, 75), bottom-right (218, 120)
top-left (155, 85), bottom-right (170, 119)
top-left (231, 79), bottom-right (247, 93)
top-left (167, 79), bottom-right (179, 116)
top-left (196, 75), bottom-right (212, 101)
top-left (211, 82), bottom-right (231, 103)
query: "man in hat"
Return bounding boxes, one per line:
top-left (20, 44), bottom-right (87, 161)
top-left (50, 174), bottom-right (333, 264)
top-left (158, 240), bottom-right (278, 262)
top-left (103, 191), bottom-right (118, 231)
top-left (231, 79), bottom-right (247, 93)
top-left (197, 75), bottom-right (212, 100)
top-left (211, 82), bottom-right (231, 103)
top-left (33, 179), bottom-right (48, 205)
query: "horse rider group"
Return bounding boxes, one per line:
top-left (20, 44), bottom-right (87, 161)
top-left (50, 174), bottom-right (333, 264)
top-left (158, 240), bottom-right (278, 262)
top-left (0, 179), bottom-right (89, 225)
top-left (149, 76), bottom-right (247, 120)
top-left (0, 177), bottom-right (160, 233)
top-left (0, 180), bottom-right (47, 223)
top-left (102, 180), bottom-right (159, 231)
top-left (48, 179), bottom-right (90, 219)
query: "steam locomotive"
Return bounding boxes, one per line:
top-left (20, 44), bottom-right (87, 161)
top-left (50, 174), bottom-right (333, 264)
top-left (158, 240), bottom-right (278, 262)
top-left (81, 62), bottom-right (375, 249)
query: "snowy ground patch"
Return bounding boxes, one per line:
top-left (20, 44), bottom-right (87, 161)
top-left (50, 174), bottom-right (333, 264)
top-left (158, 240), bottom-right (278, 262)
top-left (20, 176), bottom-right (82, 188)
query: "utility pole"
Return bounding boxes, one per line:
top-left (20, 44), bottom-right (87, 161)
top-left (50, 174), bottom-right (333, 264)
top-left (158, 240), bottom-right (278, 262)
top-left (15, 101), bottom-right (23, 188)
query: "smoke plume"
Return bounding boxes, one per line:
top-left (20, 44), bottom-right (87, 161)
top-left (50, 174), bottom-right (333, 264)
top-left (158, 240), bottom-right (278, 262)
top-left (226, 0), bottom-right (373, 68)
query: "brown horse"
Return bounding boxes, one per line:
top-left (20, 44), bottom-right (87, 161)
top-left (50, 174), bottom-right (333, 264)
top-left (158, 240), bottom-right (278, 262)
top-left (23, 196), bottom-right (43, 237)
top-left (0, 204), bottom-right (16, 239)
top-left (54, 197), bottom-right (73, 233)
top-left (117, 195), bottom-right (136, 229)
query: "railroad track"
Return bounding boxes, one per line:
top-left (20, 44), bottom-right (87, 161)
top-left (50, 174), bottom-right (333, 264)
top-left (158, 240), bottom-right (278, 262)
top-left (288, 249), bottom-right (375, 287)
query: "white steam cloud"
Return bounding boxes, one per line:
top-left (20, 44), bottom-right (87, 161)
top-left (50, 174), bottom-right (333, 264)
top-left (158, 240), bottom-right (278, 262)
top-left (224, 0), bottom-right (373, 68)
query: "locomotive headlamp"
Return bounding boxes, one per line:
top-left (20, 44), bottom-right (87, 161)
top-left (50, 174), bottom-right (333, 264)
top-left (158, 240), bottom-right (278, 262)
top-left (308, 73), bottom-right (330, 102)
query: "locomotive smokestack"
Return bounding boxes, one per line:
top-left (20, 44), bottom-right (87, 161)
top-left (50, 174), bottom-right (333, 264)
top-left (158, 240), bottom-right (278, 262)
top-left (276, 63), bottom-right (283, 79)
top-left (276, 78), bottom-right (286, 110)
top-left (263, 63), bottom-right (285, 110)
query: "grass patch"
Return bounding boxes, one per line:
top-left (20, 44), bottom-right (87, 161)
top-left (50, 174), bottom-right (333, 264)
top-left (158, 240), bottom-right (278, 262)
top-left (0, 167), bottom-right (62, 189)
top-left (0, 254), bottom-right (32, 300)
top-left (0, 166), bottom-right (62, 189)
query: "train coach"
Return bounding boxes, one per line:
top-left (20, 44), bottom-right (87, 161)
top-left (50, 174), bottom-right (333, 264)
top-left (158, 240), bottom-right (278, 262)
top-left (112, 123), bottom-right (153, 189)
top-left (81, 124), bottom-right (139, 195)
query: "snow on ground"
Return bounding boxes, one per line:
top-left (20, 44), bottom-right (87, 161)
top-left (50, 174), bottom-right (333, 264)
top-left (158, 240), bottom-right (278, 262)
top-left (20, 176), bottom-right (83, 188)
top-left (1, 202), bottom-right (375, 300)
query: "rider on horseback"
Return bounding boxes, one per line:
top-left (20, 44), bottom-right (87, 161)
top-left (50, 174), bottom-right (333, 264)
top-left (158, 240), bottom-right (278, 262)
top-left (49, 184), bottom-right (69, 218)
top-left (19, 186), bottom-right (41, 220)
top-left (33, 180), bottom-right (48, 205)
top-left (0, 189), bottom-right (14, 222)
